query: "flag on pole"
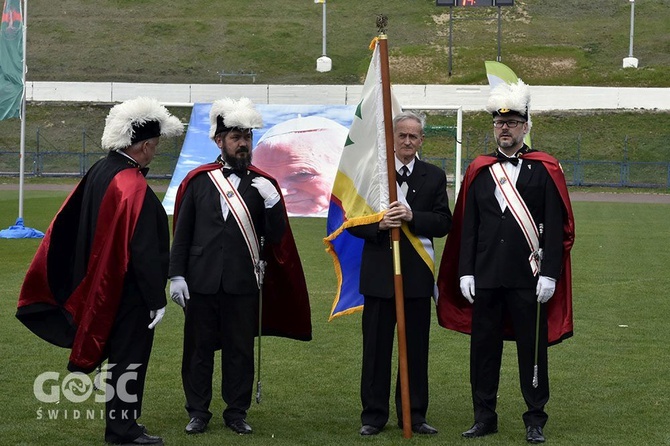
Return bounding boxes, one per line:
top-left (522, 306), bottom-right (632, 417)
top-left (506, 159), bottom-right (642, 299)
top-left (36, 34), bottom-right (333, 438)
top-left (485, 61), bottom-right (532, 147)
top-left (0, 0), bottom-right (42, 239)
top-left (323, 40), bottom-right (402, 320)
top-left (0, 0), bottom-right (23, 120)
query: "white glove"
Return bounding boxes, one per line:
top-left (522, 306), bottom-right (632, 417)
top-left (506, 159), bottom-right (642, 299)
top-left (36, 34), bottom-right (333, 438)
top-left (169, 276), bottom-right (190, 308)
top-left (536, 275), bottom-right (556, 303)
top-left (459, 275), bottom-right (475, 304)
top-left (148, 306), bottom-right (166, 329)
top-left (252, 176), bottom-right (280, 209)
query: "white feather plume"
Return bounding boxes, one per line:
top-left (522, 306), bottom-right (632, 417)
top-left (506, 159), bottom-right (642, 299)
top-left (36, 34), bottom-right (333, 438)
top-left (101, 97), bottom-right (183, 150)
top-left (486, 79), bottom-right (532, 130)
top-left (209, 97), bottom-right (263, 139)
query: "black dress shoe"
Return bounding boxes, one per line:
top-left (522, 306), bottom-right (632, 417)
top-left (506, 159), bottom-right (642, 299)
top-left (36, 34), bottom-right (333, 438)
top-left (526, 425), bottom-right (545, 443)
top-left (225, 418), bottom-right (253, 435)
top-left (462, 421), bottom-right (498, 438)
top-left (185, 417), bottom-right (207, 434)
top-left (119, 433), bottom-right (163, 445)
top-left (412, 422), bottom-right (438, 435)
top-left (359, 424), bottom-right (381, 436)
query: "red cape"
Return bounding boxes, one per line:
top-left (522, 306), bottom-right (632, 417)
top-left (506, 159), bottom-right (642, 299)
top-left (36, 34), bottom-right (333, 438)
top-left (17, 169), bottom-right (147, 372)
top-left (436, 152), bottom-right (575, 345)
top-left (174, 163), bottom-right (312, 341)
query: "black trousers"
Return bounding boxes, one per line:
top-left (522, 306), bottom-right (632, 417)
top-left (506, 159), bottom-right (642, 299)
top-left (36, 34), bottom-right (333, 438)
top-left (360, 295), bottom-right (431, 428)
top-left (104, 302), bottom-right (154, 443)
top-left (181, 288), bottom-right (258, 423)
top-left (470, 287), bottom-right (549, 428)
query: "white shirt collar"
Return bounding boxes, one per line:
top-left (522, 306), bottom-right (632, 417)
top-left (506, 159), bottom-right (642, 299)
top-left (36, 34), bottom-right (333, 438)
top-left (115, 149), bottom-right (139, 164)
top-left (395, 156), bottom-right (416, 174)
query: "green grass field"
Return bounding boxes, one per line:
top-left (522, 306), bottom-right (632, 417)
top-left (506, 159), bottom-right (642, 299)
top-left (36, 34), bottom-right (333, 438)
top-left (25, 0), bottom-right (670, 87)
top-left (1, 189), bottom-right (669, 445)
top-left (2, 1), bottom-right (669, 178)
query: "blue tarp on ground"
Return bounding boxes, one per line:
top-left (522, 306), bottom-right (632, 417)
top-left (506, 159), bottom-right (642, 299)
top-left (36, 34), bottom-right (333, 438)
top-left (0, 217), bottom-right (44, 238)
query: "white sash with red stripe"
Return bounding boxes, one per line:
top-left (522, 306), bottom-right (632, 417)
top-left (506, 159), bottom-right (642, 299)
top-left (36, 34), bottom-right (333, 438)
top-left (208, 169), bottom-right (262, 287)
top-left (489, 162), bottom-right (541, 276)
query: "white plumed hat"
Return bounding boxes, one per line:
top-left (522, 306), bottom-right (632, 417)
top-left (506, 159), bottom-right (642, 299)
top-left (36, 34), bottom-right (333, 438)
top-left (209, 97), bottom-right (263, 140)
top-left (486, 79), bottom-right (532, 131)
top-left (101, 97), bottom-right (183, 151)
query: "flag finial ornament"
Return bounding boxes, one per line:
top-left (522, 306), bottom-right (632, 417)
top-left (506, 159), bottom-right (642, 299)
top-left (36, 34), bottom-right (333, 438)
top-left (376, 14), bottom-right (388, 36)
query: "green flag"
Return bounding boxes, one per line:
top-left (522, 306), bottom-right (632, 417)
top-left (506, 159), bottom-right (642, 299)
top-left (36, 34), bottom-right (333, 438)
top-left (0, 0), bottom-right (23, 120)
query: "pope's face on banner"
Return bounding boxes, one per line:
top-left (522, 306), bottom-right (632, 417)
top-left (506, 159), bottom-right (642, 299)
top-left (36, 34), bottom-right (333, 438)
top-left (253, 117), bottom-right (348, 217)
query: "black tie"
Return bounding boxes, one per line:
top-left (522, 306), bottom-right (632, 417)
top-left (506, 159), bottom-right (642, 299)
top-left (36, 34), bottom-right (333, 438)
top-left (223, 167), bottom-right (244, 177)
top-left (397, 166), bottom-right (410, 185)
top-left (496, 152), bottom-right (519, 166)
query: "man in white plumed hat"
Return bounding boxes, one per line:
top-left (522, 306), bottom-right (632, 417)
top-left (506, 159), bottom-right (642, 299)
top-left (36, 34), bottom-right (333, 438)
top-left (18, 97), bottom-right (184, 445)
top-left (436, 80), bottom-right (575, 444)
top-left (169, 97), bottom-right (311, 436)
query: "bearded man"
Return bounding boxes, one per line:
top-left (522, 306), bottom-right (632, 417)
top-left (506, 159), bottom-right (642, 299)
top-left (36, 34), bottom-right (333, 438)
top-left (169, 97), bottom-right (311, 436)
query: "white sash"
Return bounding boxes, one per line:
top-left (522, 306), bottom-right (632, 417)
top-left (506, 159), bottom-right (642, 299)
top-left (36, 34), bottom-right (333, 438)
top-left (208, 169), bottom-right (262, 287)
top-left (489, 162), bottom-right (541, 276)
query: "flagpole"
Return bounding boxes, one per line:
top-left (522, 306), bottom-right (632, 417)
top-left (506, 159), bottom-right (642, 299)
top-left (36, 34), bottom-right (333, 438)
top-left (377, 17), bottom-right (412, 439)
top-left (0, 0), bottom-right (42, 239)
top-left (18, 0), bottom-right (27, 219)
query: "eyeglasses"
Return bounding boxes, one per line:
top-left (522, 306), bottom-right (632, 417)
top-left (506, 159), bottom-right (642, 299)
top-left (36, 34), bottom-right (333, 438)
top-left (493, 120), bottom-right (525, 129)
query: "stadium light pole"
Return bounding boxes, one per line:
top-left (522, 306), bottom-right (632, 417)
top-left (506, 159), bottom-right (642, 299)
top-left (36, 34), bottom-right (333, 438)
top-left (623, 0), bottom-right (638, 68)
top-left (315, 0), bottom-right (332, 72)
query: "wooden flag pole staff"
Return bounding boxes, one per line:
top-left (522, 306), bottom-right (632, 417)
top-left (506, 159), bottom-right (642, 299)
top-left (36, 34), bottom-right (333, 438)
top-left (377, 18), bottom-right (413, 439)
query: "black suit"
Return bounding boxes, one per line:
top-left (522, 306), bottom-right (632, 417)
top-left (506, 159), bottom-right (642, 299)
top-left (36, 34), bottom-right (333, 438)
top-left (347, 158), bottom-right (452, 428)
top-left (169, 167), bottom-right (285, 424)
top-left (76, 152), bottom-right (169, 443)
top-left (458, 152), bottom-right (564, 428)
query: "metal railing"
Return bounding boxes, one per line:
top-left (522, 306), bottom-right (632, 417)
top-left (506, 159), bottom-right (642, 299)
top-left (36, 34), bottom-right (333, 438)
top-left (1, 127), bottom-right (668, 188)
top-left (422, 157), bottom-right (670, 189)
top-left (0, 151), bottom-right (178, 179)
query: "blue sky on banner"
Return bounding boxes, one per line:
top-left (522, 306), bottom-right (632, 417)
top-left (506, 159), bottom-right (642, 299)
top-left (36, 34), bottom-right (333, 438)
top-left (162, 104), bottom-right (355, 216)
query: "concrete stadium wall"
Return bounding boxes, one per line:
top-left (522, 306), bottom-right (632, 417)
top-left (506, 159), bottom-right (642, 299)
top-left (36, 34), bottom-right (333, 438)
top-left (26, 82), bottom-right (670, 111)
